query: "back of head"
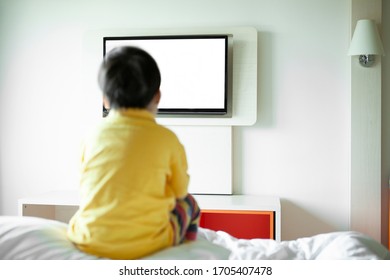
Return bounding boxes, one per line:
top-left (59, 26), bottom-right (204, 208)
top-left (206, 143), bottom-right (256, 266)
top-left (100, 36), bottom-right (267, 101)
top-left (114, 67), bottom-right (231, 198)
top-left (98, 46), bottom-right (161, 110)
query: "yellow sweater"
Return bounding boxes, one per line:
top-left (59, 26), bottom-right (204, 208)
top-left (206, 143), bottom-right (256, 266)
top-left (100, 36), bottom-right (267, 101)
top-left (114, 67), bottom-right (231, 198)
top-left (67, 109), bottom-right (189, 259)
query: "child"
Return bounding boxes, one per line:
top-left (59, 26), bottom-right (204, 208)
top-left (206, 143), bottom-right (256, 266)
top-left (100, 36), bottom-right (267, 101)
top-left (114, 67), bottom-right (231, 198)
top-left (67, 46), bottom-right (200, 259)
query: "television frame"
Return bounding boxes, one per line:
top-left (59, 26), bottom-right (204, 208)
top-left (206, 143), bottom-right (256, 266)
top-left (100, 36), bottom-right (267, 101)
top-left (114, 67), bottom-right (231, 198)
top-left (102, 34), bottom-right (233, 118)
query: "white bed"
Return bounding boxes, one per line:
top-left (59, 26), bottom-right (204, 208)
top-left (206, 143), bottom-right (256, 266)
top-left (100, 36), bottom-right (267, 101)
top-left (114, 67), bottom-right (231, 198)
top-left (0, 216), bottom-right (389, 260)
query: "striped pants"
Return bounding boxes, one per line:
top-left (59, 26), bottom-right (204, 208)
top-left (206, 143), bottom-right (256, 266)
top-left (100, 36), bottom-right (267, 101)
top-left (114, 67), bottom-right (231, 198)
top-left (170, 194), bottom-right (200, 245)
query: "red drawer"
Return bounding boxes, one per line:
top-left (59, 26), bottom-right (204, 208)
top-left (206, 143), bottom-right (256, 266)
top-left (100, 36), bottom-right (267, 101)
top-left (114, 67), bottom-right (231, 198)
top-left (199, 210), bottom-right (274, 239)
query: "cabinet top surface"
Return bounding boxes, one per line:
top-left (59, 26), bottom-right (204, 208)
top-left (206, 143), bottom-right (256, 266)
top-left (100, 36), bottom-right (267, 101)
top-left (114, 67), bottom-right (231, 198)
top-left (19, 191), bottom-right (280, 211)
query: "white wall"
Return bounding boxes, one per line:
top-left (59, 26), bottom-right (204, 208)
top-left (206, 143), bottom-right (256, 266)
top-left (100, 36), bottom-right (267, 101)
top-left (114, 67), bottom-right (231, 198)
top-left (382, 0), bottom-right (390, 246)
top-left (349, 0), bottom-right (388, 246)
top-left (0, 0), bottom-right (351, 240)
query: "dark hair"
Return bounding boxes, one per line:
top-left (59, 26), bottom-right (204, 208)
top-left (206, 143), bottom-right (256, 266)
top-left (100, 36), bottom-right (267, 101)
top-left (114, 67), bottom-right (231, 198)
top-left (98, 46), bottom-right (161, 109)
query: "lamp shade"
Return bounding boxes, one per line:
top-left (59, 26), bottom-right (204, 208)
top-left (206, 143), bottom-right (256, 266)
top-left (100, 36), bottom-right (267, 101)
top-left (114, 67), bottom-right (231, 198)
top-left (348, 19), bottom-right (385, 56)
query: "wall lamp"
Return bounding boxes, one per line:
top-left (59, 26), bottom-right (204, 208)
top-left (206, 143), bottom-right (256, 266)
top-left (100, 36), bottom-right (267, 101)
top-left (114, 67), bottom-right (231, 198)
top-left (348, 19), bottom-right (385, 67)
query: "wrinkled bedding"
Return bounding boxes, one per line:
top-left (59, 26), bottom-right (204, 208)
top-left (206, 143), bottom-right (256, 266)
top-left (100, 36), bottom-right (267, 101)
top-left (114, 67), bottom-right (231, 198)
top-left (0, 216), bottom-right (229, 260)
top-left (0, 216), bottom-right (389, 260)
top-left (199, 228), bottom-right (390, 260)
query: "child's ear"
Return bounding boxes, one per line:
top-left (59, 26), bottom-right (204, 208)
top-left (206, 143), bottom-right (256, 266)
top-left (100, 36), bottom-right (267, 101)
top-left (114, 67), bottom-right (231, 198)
top-left (154, 90), bottom-right (161, 104)
top-left (146, 90), bottom-right (161, 115)
top-left (103, 95), bottom-right (110, 109)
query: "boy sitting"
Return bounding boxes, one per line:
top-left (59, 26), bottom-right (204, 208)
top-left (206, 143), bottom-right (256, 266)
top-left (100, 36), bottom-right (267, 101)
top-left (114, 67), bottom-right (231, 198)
top-left (67, 46), bottom-right (200, 259)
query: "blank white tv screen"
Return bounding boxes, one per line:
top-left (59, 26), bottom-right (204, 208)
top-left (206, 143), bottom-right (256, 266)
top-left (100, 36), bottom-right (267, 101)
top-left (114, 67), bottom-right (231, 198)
top-left (103, 35), bottom-right (232, 117)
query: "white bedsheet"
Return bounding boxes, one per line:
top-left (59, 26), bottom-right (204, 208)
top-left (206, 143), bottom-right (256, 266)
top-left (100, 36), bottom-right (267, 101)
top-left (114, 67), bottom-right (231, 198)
top-left (0, 216), bottom-right (389, 260)
top-left (0, 216), bottom-right (230, 260)
top-left (199, 228), bottom-right (390, 260)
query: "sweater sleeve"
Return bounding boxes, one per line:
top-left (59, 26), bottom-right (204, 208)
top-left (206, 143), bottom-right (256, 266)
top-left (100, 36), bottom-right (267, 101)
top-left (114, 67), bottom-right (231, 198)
top-left (169, 142), bottom-right (190, 199)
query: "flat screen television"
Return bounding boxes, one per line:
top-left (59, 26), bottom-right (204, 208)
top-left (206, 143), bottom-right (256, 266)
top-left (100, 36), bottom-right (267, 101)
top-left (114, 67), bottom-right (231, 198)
top-left (103, 34), bottom-right (233, 117)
